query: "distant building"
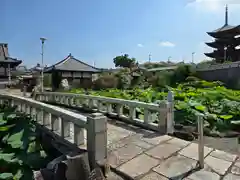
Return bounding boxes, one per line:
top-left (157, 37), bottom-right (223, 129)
top-left (205, 5), bottom-right (240, 62)
top-left (44, 53), bottom-right (100, 90)
top-left (0, 43), bottom-right (22, 88)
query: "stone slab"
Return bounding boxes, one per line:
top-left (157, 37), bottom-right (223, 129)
top-left (179, 143), bottom-right (213, 161)
top-left (141, 134), bottom-right (173, 145)
top-left (108, 144), bottom-right (144, 168)
top-left (108, 134), bottom-right (154, 152)
top-left (145, 143), bottom-right (182, 160)
top-left (107, 123), bottom-right (135, 144)
top-left (139, 171), bottom-right (168, 180)
top-left (223, 173), bottom-right (240, 180)
top-left (153, 155), bottom-right (197, 179)
top-left (204, 155), bottom-right (232, 175)
top-left (117, 154), bottom-right (159, 178)
top-left (231, 166), bottom-right (240, 176)
top-left (166, 137), bottom-right (191, 148)
top-left (210, 149), bottom-right (237, 162)
top-left (186, 169), bottom-right (220, 180)
top-left (234, 159), bottom-right (240, 168)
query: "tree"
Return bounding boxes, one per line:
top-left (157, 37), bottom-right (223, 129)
top-left (113, 54), bottom-right (136, 68)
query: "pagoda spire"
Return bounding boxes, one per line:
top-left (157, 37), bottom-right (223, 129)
top-left (225, 4), bottom-right (228, 25)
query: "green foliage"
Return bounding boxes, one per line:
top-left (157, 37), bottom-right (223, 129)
top-left (113, 54), bottom-right (136, 68)
top-left (93, 74), bottom-right (118, 90)
top-left (0, 104), bottom-right (49, 179)
top-left (43, 74), bottom-right (52, 87)
top-left (70, 80), bottom-right (240, 134)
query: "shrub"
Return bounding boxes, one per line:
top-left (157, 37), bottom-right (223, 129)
top-left (92, 74), bottom-right (118, 90)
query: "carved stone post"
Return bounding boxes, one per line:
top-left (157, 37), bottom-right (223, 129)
top-left (167, 91), bottom-right (174, 134)
top-left (87, 113), bottom-right (107, 170)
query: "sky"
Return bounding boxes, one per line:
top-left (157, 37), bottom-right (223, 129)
top-left (1, 0), bottom-right (240, 68)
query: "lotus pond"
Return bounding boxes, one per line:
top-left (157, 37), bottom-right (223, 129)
top-left (70, 80), bottom-right (240, 137)
top-left (0, 104), bottom-right (54, 179)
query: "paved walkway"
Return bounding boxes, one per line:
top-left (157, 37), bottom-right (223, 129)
top-left (3, 89), bottom-right (240, 179)
top-left (104, 119), bottom-right (239, 180)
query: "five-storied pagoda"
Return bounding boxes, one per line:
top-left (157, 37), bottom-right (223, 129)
top-left (205, 5), bottom-right (240, 63)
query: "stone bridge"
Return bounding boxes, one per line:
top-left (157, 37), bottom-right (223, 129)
top-left (0, 90), bottom-right (239, 180)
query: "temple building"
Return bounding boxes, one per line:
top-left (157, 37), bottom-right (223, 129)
top-left (205, 5), bottom-right (240, 63)
top-left (0, 43), bottom-right (22, 88)
top-left (44, 53), bottom-right (100, 90)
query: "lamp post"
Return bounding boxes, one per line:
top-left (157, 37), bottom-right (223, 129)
top-left (192, 52), bottom-right (195, 64)
top-left (224, 46), bottom-right (227, 62)
top-left (40, 37), bottom-right (47, 92)
top-left (8, 63), bottom-right (11, 86)
top-left (168, 56), bottom-right (171, 63)
top-left (149, 54), bottom-right (152, 62)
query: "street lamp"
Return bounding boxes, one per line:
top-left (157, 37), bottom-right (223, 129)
top-left (168, 56), bottom-right (171, 63)
top-left (192, 52), bottom-right (195, 64)
top-left (40, 37), bottom-right (47, 92)
top-left (8, 63), bottom-right (11, 86)
top-left (149, 54), bottom-right (152, 62)
top-left (224, 46), bottom-right (227, 62)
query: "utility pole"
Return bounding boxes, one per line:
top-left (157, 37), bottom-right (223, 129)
top-left (148, 54), bottom-right (151, 62)
top-left (192, 52), bottom-right (195, 64)
top-left (40, 37), bottom-right (47, 92)
top-left (224, 46), bottom-right (227, 62)
top-left (168, 56), bottom-right (171, 63)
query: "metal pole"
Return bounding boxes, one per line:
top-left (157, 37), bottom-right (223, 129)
top-left (8, 63), bottom-right (11, 86)
top-left (198, 115), bottom-right (204, 169)
top-left (168, 56), bottom-right (171, 63)
top-left (40, 37), bottom-right (46, 92)
top-left (149, 54), bottom-right (151, 62)
top-left (41, 42), bottom-right (44, 92)
top-left (192, 52), bottom-right (195, 64)
top-left (224, 46), bottom-right (227, 62)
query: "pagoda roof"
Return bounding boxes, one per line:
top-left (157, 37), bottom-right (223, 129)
top-left (205, 49), bottom-right (240, 58)
top-left (206, 37), bottom-right (240, 48)
top-left (0, 43), bottom-right (22, 65)
top-left (207, 5), bottom-right (240, 38)
top-left (44, 54), bottom-right (100, 73)
top-left (207, 25), bottom-right (240, 38)
top-left (213, 24), bottom-right (236, 33)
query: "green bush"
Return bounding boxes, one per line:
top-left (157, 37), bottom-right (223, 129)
top-left (93, 74), bottom-right (118, 90)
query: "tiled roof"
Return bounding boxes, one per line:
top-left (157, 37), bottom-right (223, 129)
top-left (0, 43), bottom-right (22, 64)
top-left (45, 54), bottom-right (100, 72)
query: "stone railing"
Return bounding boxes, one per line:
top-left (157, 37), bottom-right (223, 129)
top-left (34, 91), bottom-right (174, 134)
top-left (0, 93), bottom-right (107, 169)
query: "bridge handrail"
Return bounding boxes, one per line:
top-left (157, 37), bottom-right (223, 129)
top-left (34, 91), bottom-right (174, 134)
top-left (0, 93), bottom-right (107, 169)
top-left (36, 91), bottom-right (162, 110)
top-left (0, 93), bottom-right (87, 127)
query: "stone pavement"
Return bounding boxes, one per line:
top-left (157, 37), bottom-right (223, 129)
top-left (106, 120), bottom-right (239, 180)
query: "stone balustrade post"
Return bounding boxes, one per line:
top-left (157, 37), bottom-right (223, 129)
top-left (116, 104), bottom-right (123, 117)
top-left (198, 115), bottom-right (204, 169)
top-left (87, 113), bottom-right (107, 170)
top-left (22, 85), bottom-right (27, 97)
top-left (129, 107), bottom-right (136, 120)
top-left (144, 109), bottom-right (150, 124)
top-left (158, 103), bottom-right (168, 133)
top-left (167, 91), bottom-right (174, 134)
top-left (107, 103), bottom-right (112, 114)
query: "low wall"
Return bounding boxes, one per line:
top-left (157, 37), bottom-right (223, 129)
top-left (196, 61), bottom-right (240, 89)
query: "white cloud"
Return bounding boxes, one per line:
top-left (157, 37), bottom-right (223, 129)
top-left (137, 43), bottom-right (143, 47)
top-left (159, 41), bottom-right (176, 47)
top-left (187, 0), bottom-right (240, 12)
